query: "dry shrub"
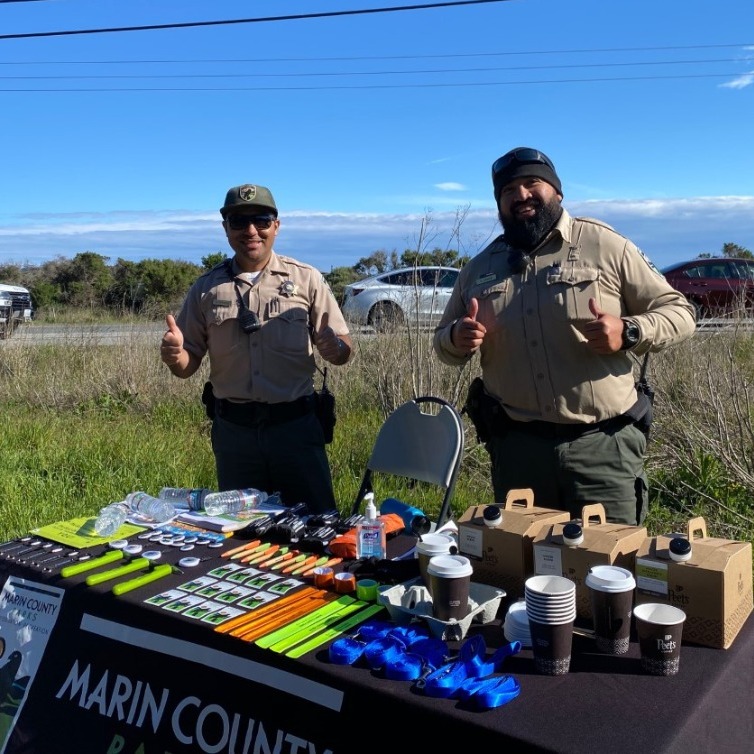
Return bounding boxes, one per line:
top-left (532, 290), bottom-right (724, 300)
top-left (646, 323), bottom-right (754, 538)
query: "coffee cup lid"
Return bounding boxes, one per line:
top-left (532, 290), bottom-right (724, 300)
top-left (426, 554), bottom-right (473, 578)
top-left (585, 565), bottom-right (636, 592)
top-left (416, 533), bottom-right (456, 555)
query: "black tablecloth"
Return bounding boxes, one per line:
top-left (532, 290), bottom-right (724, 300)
top-left (1, 537), bottom-right (752, 753)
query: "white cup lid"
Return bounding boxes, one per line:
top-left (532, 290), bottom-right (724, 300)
top-left (416, 533), bottom-right (456, 555)
top-left (585, 565), bottom-right (636, 592)
top-left (426, 554), bottom-right (473, 578)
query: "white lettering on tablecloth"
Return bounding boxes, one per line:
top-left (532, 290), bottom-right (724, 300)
top-left (55, 660), bottom-right (334, 754)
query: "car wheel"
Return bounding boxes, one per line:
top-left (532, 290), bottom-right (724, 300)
top-left (691, 299), bottom-right (708, 320)
top-left (369, 302), bottom-right (404, 333)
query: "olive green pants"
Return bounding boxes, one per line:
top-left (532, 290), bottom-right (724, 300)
top-left (487, 422), bottom-right (648, 525)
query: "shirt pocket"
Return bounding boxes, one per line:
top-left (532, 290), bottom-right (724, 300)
top-left (545, 264), bottom-right (600, 322)
top-left (469, 279), bottom-right (511, 330)
top-left (266, 305), bottom-right (311, 355)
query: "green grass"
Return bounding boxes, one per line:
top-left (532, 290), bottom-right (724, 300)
top-left (1, 324), bottom-right (753, 548)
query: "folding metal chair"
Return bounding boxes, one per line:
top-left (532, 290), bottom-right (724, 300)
top-left (350, 396), bottom-right (465, 528)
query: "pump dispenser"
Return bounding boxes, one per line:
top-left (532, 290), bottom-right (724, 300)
top-left (356, 493), bottom-right (386, 560)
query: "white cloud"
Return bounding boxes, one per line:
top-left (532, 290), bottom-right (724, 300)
top-left (719, 71), bottom-right (754, 89)
top-left (1, 196), bottom-right (753, 272)
top-left (434, 182), bottom-right (467, 192)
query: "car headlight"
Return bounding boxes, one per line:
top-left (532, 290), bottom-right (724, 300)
top-left (0, 295), bottom-right (12, 308)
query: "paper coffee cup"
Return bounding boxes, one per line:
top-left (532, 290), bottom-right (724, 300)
top-left (427, 554), bottom-right (473, 621)
top-left (416, 533), bottom-right (456, 590)
top-left (634, 602), bottom-right (686, 676)
top-left (585, 566), bottom-right (636, 655)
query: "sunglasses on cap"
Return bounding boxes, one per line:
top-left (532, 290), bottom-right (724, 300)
top-left (226, 214), bottom-right (275, 231)
top-left (492, 148), bottom-right (556, 178)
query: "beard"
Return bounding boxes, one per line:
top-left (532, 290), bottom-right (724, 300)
top-left (499, 196), bottom-right (563, 252)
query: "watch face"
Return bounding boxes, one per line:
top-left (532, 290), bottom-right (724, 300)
top-left (624, 322), bottom-right (640, 346)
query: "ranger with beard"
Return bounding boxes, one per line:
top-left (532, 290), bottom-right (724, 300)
top-left (433, 147), bottom-right (695, 525)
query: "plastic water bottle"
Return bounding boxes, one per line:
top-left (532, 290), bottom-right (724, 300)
top-left (356, 493), bottom-right (386, 560)
top-left (380, 497), bottom-right (431, 535)
top-left (93, 503), bottom-right (129, 537)
top-left (124, 491), bottom-right (176, 522)
top-left (158, 487), bottom-right (212, 511)
top-left (202, 488), bottom-right (270, 516)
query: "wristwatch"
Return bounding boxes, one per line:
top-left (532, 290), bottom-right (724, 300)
top-left (621, 319), bottom-right (641, 350)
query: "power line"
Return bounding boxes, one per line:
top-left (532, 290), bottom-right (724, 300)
top-left (0, 71), bottom-right (746, 92)
top-left (1, 42), bottom-right (751, 65)
top-left (0, 58), bottom-right (745, 81)
top-left (0, 0), bottom-right (511, 40)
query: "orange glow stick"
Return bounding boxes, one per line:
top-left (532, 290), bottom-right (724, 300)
top-left (281, 554), bottom-right (318, 574)
top-left (270, 552), bottom-right (307, 571)
top-left (239, 543), bottom-right (278, 564)
top-left (214, 587), bottom-right (320, 634)
top-left (221, 539), bottom-right (262, 559)
top-left (301, 557), bottom-right (342, 578)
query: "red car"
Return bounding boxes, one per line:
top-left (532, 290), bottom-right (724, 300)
top-left (661, 258), bottom-right (754, 318)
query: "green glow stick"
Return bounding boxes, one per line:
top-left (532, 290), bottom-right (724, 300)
top-left (254, 595), bottom-right (357, 649)
top-left (285, 604), bottom-right (386, 659)
top-left (85, 557), bottom-right (149, 586)
top-left (60, 549), bottom-right (124, 578)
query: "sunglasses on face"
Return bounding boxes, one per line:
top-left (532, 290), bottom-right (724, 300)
top-left (492, 148), bottom-right (556, 179)
top-left (226, 214), bottom-right (275, 231)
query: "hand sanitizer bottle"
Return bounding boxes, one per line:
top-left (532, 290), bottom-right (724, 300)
top-left (356, 493), bottom-right (386, 560)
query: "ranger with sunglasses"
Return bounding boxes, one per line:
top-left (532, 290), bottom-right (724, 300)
top-left (160, 183), bottom-right (352, 513)
top-left (433, 147), bottom-right (695, 525)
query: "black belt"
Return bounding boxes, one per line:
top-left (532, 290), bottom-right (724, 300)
top-left (216, 394), bottom-right (315, 427)
top-left (501, 413), bottom-right (633, 440)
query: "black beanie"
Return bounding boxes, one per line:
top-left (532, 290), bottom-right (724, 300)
top-left (492, 148), bottom-right (562, 203)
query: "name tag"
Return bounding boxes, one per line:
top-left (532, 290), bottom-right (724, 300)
top-left (475, 272), bottom-right (497, 285)
top-left (214, 298), bottom-right (232, 308)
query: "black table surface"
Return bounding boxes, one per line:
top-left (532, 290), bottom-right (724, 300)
top-left (1, 533), bottom-right (752, 754)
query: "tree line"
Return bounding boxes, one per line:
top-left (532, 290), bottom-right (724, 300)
top-left (0, 243), bottom-right (748, 318)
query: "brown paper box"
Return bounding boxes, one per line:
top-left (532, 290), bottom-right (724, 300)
top-left (532, 503), bottom-right (647, 620)
top-left (634, 516), bottom-right (753, 649)
top-left (457, 489), bottom-right (570, 599)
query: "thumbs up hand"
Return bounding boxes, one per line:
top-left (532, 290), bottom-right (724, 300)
top-left (451, 297), bottom-right (486, 354)
top-left (582, 298), bottom-right (624, 353)
top-left (160, 314), bottom-right (185, 366)
top-left (314, 312), bottom-right (351, 364)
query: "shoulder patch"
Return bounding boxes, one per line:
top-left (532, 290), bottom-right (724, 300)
top-left (637, 247), bottom-right (663, 277)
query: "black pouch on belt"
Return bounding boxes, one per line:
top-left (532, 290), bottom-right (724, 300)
top-left (314, 367), bottom-right (336, 444)
top-left (462, 377), bottom-right (505, 443)
top-left (201, 381), bottom-right (216, 420)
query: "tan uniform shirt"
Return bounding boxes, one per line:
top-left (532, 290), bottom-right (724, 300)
top-left (178, 252), bottom-right (349, 403)
top-left (434, 209), bottom-right (696, 424)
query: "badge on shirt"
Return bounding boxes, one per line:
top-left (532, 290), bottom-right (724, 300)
top-left (279, 280), bottom-right (298, 297)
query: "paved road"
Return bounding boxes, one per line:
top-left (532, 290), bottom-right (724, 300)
top-left (2, 318), bottom-right (750, 348)
top-left (1, 323), bottom-right (166, 347)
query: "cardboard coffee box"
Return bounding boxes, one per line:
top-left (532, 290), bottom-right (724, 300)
top-left (634, 516), bottom-right (753, 649)
top-left (532, 503), bottom-right (647, 620)
top-left (457, 488), bottom-right (570, 599)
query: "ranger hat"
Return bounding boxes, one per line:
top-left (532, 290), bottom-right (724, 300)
top-left (491, 147), bottom-right (562, 203)
top-left (220, 184), bottom-right (278, 217)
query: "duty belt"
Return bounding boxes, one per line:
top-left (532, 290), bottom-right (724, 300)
top-left (216, 394), bottom-right (315, 426)
top-left (502, 412), bottom-right (633, 440)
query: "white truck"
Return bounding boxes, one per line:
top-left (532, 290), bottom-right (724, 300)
top-left (0, 282), bottom-right (33, 338)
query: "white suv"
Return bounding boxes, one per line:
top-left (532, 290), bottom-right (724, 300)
top-left (341, 266), bottom-right (460, 332)
top-left (0, 283), bottom-right (34, 339)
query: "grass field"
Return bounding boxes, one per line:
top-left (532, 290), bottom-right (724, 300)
top-left (0, 322), bottom-right (752, 548)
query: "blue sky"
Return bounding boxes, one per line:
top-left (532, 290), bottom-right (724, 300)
top-left (1, 0), bottom-right (753, 273)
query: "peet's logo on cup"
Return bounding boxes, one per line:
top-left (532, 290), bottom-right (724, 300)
top-left (655, 635), bottom-right (677, 653)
